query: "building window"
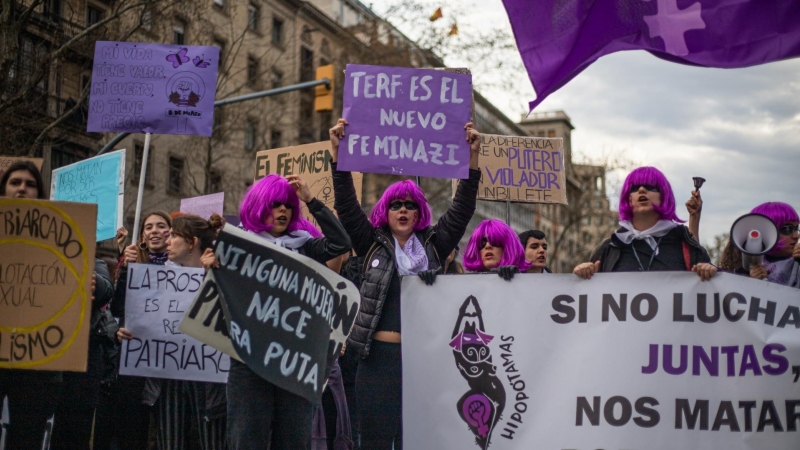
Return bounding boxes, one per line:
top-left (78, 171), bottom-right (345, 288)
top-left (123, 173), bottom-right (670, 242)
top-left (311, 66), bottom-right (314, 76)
top-left (132, 142), bottom-right (153, 186)
top-left (301, 25), bottom-right (313, 44)
top-left (547, 129), bottom-right (556, 138)
top-left (43, 0), bottom-right (62, 19)
top-left (270, 130), bottom-right (282, 149)
top-left (245, 119), bottom-right (257, 151)
top-left (272, 17), bottom-right (284, 46)
top-left (173, 19), bottom-right (186, 45)
top-left (168, 157), bottom-right (184, 194)
top-left (300, 47), bottom-right (314, 82)
top-left (271, 69), bottom-right (283, 88)
top-left (320, 38), bottom-right (331, 58)
top-left (248, 3), bottom-right (260, 32)
top-left (582, 216), bottom-right (591, 225)
top-left (209, 169), bottom-right (223, 193)
top-left (247, 56), bottom-right (259, 87)
top-left (86, 4), bottom-right (103, 26)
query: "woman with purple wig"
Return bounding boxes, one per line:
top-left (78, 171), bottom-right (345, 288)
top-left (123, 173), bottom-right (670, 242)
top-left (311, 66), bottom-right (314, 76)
top-left (748, 202), bottom-right (800, 287)
top-left (329, 118), bottom-right (482, 449)
top-left (463, 219), bottom-right (530, 279)
top-left (573, 166), bottom-right (717, 280)
top-left (203, 173), bottom-right (351, 450)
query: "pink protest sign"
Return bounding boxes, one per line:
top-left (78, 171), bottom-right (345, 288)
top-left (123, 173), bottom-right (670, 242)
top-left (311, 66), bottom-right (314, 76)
top-left (180, 192), bottom-right (224, 220)
top-left (87, 41), bottom-right (219, 136)
top-left (339, 64), bottom-right (472, 179)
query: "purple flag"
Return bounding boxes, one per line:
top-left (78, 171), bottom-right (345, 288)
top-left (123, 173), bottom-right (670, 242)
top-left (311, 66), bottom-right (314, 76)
top-left (88, 41), bottom-right (219, 136)
top-left (340, 64), bottom-right (472, 179)
top-left (503, 0), bottom-right (800, 110)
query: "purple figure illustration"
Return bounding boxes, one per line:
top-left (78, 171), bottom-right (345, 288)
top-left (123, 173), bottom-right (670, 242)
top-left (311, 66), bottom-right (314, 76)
top-left (450, 295), bottom-right (506, 449)
top-left (165, 71), bottom-right (206, 133)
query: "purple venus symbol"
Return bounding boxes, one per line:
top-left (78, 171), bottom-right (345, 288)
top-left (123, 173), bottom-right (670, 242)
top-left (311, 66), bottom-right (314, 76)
top-left (462, 394), bottom-right (493, 438)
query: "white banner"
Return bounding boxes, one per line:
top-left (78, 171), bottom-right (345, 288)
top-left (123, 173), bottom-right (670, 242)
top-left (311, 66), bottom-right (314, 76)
top-left (121, 264), bottom-right (230, 383)
top-left (401, 272), bottom-right (800, 450)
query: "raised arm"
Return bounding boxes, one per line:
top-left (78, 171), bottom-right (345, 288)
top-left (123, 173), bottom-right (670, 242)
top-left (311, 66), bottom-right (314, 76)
top-left (304, 198), bottom-right (352, 264)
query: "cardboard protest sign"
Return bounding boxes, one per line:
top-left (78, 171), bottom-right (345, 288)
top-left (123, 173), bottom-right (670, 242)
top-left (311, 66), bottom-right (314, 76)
top-left (87, 41), bottom-right (219, 136)
top-left (120, 264), bottom-right (230, 382)
top-left (0, 157), bottom-right (44, 181)
top-left (194, 225), bottom-right (361, 402)
top-left (180, 192), bottom-right (224, 220)
top-left (340, 64), bottom-right (472, 179)
top-left (473, 134), bottom-right (567, 204)
top-left (0, 199), bottom-right (96, 371)
top-left (50, 150), bottom-right (125, 241)
top-left (254, 142), bottom-right (362, 225)
top-left (180, 269), bottom-right (241, 362)
top-left (402, 272), bottom-right (800, 450)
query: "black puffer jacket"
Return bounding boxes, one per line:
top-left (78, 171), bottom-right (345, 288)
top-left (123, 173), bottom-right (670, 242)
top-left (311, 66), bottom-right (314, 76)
top-left (590, 225), bottom-right (710, 272)
top-left (333, 163), bottom-right (480, 357)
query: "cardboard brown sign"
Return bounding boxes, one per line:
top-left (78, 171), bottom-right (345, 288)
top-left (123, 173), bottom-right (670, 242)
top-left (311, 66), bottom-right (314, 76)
top-left (0, 199), bottom-right (97, 371)
top-left (0, 157), bottom-right (45, 181)
top-left (254, 142), bottom-right (363, 225)
top-left (470, 134), bottom-right (567, 204)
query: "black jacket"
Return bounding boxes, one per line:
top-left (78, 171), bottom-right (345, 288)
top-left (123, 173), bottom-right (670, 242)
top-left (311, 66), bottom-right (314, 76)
top-left (284, 197), bottom-right (353, 263)
top-left (333, 163), bottom-right (480, 357)
top-left (590, 225), bottom-right (711, 272)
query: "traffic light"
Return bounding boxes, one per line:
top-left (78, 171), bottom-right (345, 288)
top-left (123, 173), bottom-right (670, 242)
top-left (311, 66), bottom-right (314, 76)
top-left (314, 64), bottom-right (334, 112)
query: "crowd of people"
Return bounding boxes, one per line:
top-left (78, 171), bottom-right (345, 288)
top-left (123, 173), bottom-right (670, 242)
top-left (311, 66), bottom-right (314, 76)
top-left (0, 115), bottom-right (798, 449)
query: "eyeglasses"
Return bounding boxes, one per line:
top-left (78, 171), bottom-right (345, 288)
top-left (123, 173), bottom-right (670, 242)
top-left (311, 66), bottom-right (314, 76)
top-left (629, 184), bottom-right (660, 194)
top-left (779, 223), bottom-right (800, 236)
top-left (479, 238), bottom-right (502, 249)
top-left (272, 202), bottom-right (293, 209)
top-left (389, 201), bottom-right (419, 211)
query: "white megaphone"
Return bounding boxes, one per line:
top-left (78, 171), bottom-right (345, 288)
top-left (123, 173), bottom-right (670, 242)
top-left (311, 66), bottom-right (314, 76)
top-left (730, 213), bottom-right (779, 270)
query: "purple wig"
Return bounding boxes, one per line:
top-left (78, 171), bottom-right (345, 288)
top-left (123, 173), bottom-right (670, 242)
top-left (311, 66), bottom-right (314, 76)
top-left (295, 218), bottom-right (323, 238)
top-left (369, 180), bottom-right (431, 231)
top-left (750, 202), bottom-right (799, 255)
top-left (239, 174), bottom-right (302, 234)
top-left (619, 166), bottom-right (684, 223)
top-left (463, 219), bottom-right (531, 272)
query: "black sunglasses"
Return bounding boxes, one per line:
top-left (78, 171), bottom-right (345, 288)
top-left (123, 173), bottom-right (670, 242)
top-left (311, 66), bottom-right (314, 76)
top-left (629, 184), bottom-right (660, 194)
top-left (389, 201), bottom-right (419, 211)
top-left (779, 223), bottom-right (800, 236)
top-left (272, 202), bottom-right (293, 209)
top-left (479, 237), bottom-right (502, 249)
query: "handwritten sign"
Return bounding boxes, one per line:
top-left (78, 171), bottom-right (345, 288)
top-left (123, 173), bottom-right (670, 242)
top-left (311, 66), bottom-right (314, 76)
top-left (340, 64), bottom-right (472, 179)
top-left (180, 192), bottom-right (224, 220)
top-left (473, 134), bottom-right (567, 204)
top-left (179, 269), bottom-right (241, 362)
top-left (120, 264), bottom-right (230, 382)
top-left (255, 142), bottom-right (362, 226)
top-left (0, 199), bottom-right (96, 371)
top-left (51, 150), bottom-right (125, 241)
top-left (197, 225), bottom-right (361, 402)
top-left (0, 157), bottom-right (44, 181)
top-left (87, 41), bottom-right (219, 136)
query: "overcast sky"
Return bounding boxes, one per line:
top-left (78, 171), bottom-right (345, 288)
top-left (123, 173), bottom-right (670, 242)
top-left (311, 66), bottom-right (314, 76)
top-left (373, 0), bottom-right (800, 247)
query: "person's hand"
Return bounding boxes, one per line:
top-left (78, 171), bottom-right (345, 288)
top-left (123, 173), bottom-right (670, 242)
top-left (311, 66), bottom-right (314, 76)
top-left (465, 122), bottom-right (480, 152)
top-left (201, 248), bottom-right (220, 272)
top-left (418, 267), bottom-right (442, 286)
top-left (287, 175), bottom-right (313, 203)
top-left (692, 263), bottom-right (717, 281)
top-left (749, 263), bottom-right (768, 280)
top-left (116, 327), bottom-right (133, 342)
top-left (91, 274), bottom-right (96, 302)
top-left (329, 118), bottom-right (348, 161)
top-left (116, 227), bottom-right (129, 253)
top-left (686, 191), bottom-right (702, 217)
top-left (492, 265), bottom-right (519, 281)
top-left (573, 261), bottom-right (601, 279)
top-left (123, 244), bottom-right (138, 267)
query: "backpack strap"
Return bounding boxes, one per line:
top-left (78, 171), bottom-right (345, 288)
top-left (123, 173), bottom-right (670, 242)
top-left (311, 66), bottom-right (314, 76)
top-left (682, 241), bottom-right (691, 271)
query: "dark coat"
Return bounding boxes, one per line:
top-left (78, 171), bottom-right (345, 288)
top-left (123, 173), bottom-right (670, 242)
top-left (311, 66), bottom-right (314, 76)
top-left (333, 164), bottom-right (480, 358)
top-left (590, 225), bottom-right (711, 272)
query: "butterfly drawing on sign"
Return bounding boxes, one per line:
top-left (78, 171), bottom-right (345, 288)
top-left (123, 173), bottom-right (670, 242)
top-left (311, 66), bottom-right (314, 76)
top-left (166, 47), bottom-right (190, 68)
top-left (193, 55), bottom-right (212, 68)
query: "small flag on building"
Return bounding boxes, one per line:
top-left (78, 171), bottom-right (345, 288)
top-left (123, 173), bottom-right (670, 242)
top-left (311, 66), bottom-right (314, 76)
top-left (430, 7), bottom-right (443, 22)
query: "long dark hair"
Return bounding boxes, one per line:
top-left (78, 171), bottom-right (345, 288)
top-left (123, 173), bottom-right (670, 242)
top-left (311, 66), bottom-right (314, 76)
top-left (0, 161), bottom-right (45, 199)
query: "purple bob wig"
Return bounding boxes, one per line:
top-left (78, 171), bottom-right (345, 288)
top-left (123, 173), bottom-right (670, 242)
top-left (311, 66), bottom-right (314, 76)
top-left (463, 219), bottom-right (531, 272)
top-left (750, 202), bottom-right (799, 255)
top-left (239, 174), bottom-right (302, 234)
top-left (295, 218), bottom-right (323, 238)
top-left (369, 180), bottom-right (431, 231)
top-left (619, 166), bottom-right (683, 223)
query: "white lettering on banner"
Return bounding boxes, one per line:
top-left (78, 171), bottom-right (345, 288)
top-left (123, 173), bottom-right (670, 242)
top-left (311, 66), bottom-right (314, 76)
top-left (400, 272), bottom-right (800, 450)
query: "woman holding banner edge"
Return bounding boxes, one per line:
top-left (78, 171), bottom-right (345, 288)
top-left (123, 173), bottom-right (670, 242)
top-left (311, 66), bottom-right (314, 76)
top-left (462, 218), bottom-right (530, 279)
top-left (329, 118), bottom-right (482, 449)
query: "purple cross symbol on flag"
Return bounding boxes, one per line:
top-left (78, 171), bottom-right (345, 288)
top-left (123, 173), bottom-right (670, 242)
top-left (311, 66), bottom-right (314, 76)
top-left (503, 0), bottom-right (800, 111)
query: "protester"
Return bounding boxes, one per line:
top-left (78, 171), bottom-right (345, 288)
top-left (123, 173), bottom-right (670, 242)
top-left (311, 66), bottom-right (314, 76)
top-left (518, 229), bottom-right (550, 273)
top-left (463, 219), bottom-right (530, 279)
top-left (202, 173), bottom-right (351, 450)
top-left (101, 211), bottom-right (172, 450)
top-left (747, 202), bottom-right (800, 287)
top-left (443, 245), bottom-right (464, 274)
top-left (573, 166), bottom-right (717, 280)
top-left (329, 118), bottom-right (482, 449)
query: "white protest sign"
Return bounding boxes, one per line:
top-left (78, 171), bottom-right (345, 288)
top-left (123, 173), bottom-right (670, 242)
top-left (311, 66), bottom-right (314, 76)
top-left (401, 272), bottom-right (800, 450)
top-left (180, 192), bottom-right (224, 220)
top-left (120, 264), bottom-right (230, 383)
